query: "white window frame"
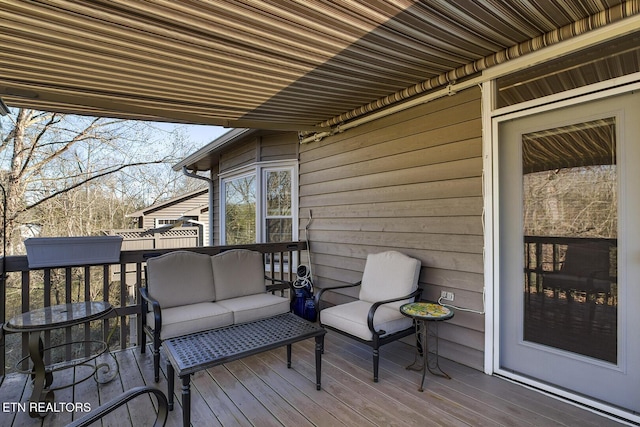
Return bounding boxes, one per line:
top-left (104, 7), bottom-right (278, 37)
top-left (219, 160), bottom-right (298, 245)
top-left (154, 216), bottom-right (198, 228)
top-left (262, 165), bottom-right (298, 244)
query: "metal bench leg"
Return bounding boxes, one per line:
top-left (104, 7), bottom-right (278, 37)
top-left (182, 375), bottom-right (191, 427)
top-left (153, 334), bottom-right (161, 382)
top-left (167, 362), bottom-right (174, 411)
top-left (315, 335), bottom-right (323, 390)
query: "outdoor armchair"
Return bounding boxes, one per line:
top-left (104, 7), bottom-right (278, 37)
top-left (542, 240), bottom-right (613, 299)
top-left (316, 251), bottom-right (422, 382)
top-left (541, 240), bottom-right (614, 325)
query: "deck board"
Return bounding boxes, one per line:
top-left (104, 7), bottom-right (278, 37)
top-left (255, 351), bottom-right (374, 427)
top-left (44, 361), bottom-right (75, 427)
top-left (97, 355), bottom-right (127, 427)
top-left (0, 332), bottom-right (629, 427)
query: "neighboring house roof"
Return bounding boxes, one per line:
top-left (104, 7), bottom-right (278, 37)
top-left (126, 188), bottom-right (208, 219)
top-left (173, 128), bottom-right (256, 172)
top-left (2, 2), bottom-right (637, 130)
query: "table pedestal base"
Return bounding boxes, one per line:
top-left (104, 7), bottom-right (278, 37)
top-left (18, 330), bottom-right (119, 418)
top-left (3, 301), bottom-right (117, 418)
top-left (406, 319), bottom-right (450, 392)
top-left (28, 333), bottom-right (55, 417)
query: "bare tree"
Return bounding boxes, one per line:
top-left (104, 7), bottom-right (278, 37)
top-left (0, 108), bottom-right (202, 254)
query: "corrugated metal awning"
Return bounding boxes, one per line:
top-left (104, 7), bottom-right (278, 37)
top-left (1, 1), bottom-right (637, 130)
top-left (523, 118), bottom-right (616, 174)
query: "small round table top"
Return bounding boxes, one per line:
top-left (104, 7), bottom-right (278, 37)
top-left (400, 302), bottom-right (453, 321)
top-left (4, 301), bottom-right (113, 332)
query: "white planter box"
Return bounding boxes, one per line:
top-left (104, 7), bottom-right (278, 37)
top-left (25, 236), bottom-right (123, 268)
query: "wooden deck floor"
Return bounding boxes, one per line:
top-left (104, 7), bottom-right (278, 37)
top-left (0, 332), bottom-right (627, 427)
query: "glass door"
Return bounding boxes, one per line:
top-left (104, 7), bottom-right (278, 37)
top-left (497, 90), bottom-right (640, 413)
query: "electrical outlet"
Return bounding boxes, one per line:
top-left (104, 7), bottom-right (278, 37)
top-left (440, 291), bottom-right (454, 301)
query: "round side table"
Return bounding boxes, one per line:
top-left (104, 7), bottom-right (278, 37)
top-left (400, 301), bottom-right (454, 392)
top-left (3, 301), bottom-right (117, 417)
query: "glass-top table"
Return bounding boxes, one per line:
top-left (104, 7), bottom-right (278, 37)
top-left (5, 301), bottom-right (113, 331)
top-left (3, 301), bottom-right (116, 418)
top-left (400, 302), bottom-right (454, 392)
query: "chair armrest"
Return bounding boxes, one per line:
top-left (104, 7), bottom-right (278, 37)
top-left (367, 288), bottom-right (423, 335)
top-left (66, 386), bottom-right (168, 427)
top-left (139, 287), bottom-right (162, 332)
top-left (314, 281), bottom-right (362, 309)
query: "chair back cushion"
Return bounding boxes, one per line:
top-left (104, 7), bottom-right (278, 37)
top-left (146, 251), bottom-right (216, 308)
top-left (211, 249), bottom-right (266, 300)
top-left (358, 251), bottom-right (421, 307)
top-left (561, 241), bottom-right (611, 276)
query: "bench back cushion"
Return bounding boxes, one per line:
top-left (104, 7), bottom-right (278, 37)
top-left (358, 251), bottom-right (421, 309)
top-left (211, 249), bottom-right (265, 300)
top-left (147, 251), bottom-right (216, 308)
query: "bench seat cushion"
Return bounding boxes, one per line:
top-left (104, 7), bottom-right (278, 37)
top-left (217, 294), bottom-right (290, 324)
top-left (320, 300), bottom-right (413, 341)
top-left (149, 302), bottom-right (233, 340)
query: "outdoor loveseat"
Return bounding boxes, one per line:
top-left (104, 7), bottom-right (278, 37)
top-left (140, 249), bottom-right (292, 382)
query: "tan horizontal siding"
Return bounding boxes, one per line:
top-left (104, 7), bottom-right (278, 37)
top-left (140, 192), bottom-right (209, 229)
top-left (310, 241), bottom-right (484, 275)
top-left (309, 229), bottom-right (483, 254)
top-left (301, 156), bottom-right (482, 197)
top-left (301, 176), bottom-right (482, 207)
top-left (300, 137), bottom-right (482, 186)
top-left (309, 216), bottom-right (482, 235)
top-left (220, 132), bottom-right (298, 173)
top-left (302, 197), bottom-right (483, 218)
top-left (260, 132), bottom-right (299, 161)
top-left (300, 86), bottom-right (484, 370)
top-left (300, 88), bottom-right (482, 164)
top-left (219, 138), bottom-right (258, 172)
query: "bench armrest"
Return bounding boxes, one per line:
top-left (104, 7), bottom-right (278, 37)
top-left (265, 276), bottom-right (294, 294)
top-left (140, 287), bottom-right (162, 331)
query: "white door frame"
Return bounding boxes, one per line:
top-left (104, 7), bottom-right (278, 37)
top-left (483, 75), bottom-right (640, 423)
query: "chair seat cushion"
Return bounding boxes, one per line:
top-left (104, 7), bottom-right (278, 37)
top-left (543, 273), bottom-right (611, 292)
top-left (148, 302), bottom-right (233, 340)
top-left (217, 293), bottom-right (290, 324)
top-left (320, 300), bottom-right (413, 341)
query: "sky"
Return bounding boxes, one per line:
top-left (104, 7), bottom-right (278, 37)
top-left (152, 122), bottom-right (230, 148)
top-left (181, 124), bottom-right (230, 146)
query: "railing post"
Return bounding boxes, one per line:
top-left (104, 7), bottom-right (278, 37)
top-left (119, 262), bottom-right (127, 350)
top-left (0, 258), bottom-right (4, 378)
top-left (19, 270), bottom-right (30, 371)
top-left (84, 266), bottom-right (91, 358)
top-left (136, 261), bottom-right (143, 348)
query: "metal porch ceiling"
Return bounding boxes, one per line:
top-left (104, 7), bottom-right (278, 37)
top-left (0, 0), bottom-right (634, 130)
